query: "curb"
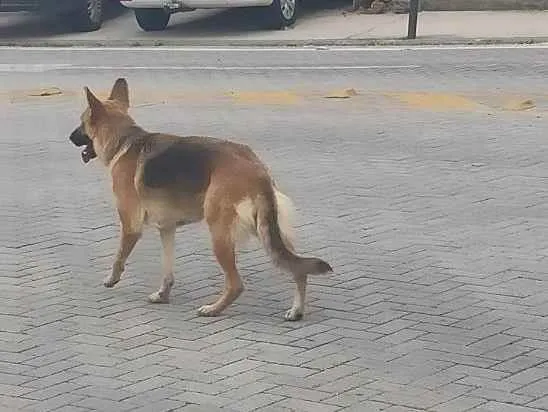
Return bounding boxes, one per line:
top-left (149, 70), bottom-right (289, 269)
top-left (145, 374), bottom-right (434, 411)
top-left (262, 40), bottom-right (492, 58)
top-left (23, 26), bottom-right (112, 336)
top-left (420, 0), bottom-right (548, 11)
top-left (1, 37), bottom-right (548, 48)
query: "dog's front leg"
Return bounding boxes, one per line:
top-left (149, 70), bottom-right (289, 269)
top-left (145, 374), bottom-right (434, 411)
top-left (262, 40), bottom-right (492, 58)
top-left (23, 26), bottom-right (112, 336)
top-left (148, 226), bottom-right (176, 303)
top-left (104, 228), bottom-right (141, 287)
top-left (104, 206), bottom-right (143, 288)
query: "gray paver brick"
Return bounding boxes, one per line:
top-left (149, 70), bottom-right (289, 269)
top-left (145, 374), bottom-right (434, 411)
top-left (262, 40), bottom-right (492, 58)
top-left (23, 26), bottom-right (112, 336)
top-left (337, 401), bottom-right (390, 411)
top-left (493, 355), bottom-right (546, 374)
top-left (74, 396), bottom-right (138, 412)
top-left (315, 372), bottom-right (373, 393)
top-left (69, 375), bottom-right (130, 390)
top-left (269, 398), bottom-right (341, 412)
top-left (21, 393), bottom-right (86, 412)
top-left (527, 395), bottom-right (548, 410)
top-left (0, 395), bottom-right (37, 410)
top-left (266, 385), bottom-right (332, 402)
top-left (209, 359), bottom-right (264, 377)
top-left (22, 382), bottom-right (85, 401)
top-left (72, 386), bottom-right (136, 402)
top-left (23, 370), bottom-right (84, 389)
top-left (256, 363), bottom-right (319, 378)
top-left (23, 359), bottom-right (82, 379)
top-left (0, 372), bottom-right (34, 386)
top-left (226, 393), bottom-right (286, 412)
top-left (514, 377), bottom-right (548, 398)
top-left (169, 391), bottom-right (234, 407)
top-left (468, 387), bottom-right (535, 405)
top-left (473, 401), bottom-right (546, 411)
top-left (428, 396), bottom-right (488, 412)
top-left (116, 364), bottom-right (175, 383)
top-left (121, 376), bottom-right (177, 394)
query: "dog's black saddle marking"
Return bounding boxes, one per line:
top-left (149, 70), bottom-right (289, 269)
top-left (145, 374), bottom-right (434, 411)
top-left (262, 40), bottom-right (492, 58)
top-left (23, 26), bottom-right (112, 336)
top-left (142, 138), bottom-right (218, 194)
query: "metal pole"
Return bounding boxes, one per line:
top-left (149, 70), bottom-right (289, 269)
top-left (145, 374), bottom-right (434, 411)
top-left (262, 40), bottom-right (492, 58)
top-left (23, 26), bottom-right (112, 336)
top-left (407, 0), bottom-right (419, 39)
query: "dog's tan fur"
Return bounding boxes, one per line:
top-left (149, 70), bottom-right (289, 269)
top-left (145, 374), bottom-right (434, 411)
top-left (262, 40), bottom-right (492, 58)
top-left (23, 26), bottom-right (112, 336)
top-left (69, 78), bottom-right (332, 320)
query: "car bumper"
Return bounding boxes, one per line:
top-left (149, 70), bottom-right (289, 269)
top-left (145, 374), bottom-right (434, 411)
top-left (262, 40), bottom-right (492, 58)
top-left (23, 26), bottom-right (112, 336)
top-left (120, 0), bottom-right (273, 9)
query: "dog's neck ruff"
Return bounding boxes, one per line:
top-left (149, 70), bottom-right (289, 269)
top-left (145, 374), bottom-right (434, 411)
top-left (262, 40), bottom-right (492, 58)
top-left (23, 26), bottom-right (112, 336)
top-left (106, 125), bottom-right (150, 170)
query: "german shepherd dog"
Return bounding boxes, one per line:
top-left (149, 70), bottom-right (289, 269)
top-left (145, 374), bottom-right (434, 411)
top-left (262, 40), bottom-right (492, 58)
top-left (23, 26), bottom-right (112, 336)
top-left (69, 78), bottom-right (332, 321)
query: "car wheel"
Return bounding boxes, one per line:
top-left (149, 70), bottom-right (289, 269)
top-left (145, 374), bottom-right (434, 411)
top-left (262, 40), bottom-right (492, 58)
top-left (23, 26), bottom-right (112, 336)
top-left (70, 0), bottom-right (103, 32)
top-left (135, 9), bottom-right (171, 31)
top-left (266, 0), bottom-right (298, 29)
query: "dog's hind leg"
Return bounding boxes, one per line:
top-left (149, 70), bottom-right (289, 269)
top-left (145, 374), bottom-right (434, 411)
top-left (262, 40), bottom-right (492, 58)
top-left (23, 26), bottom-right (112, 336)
top-left (285, 273), bottom-right (307, 321)
top-left (197, 208), bottom-right (244, 317)
top-left (279, 237), bottom-right (308, 321)
top-left (148, 226), bottom-right (176, 304)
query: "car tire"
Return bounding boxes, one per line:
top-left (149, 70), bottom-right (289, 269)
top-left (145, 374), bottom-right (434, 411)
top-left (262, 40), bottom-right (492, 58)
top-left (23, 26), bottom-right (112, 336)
top-left (69, 0), bottom-right (104, 32)
top-left (135, 9), bottom-right (171, 31)
top-left (266, 0), bottom-right (298, 29)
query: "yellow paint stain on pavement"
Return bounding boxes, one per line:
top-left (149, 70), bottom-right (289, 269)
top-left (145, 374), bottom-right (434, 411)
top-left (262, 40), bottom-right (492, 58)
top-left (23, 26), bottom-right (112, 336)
top-left (502, 98), bottom-right (536, 111)
top-left (28, 87), bottom-right (63, 97)
top-left (227, 91), bottom-right (299, 105)
top-left (385, 92), bottom-right (481, 111)
top-left (3, 88), bottom-right (78, 103)
top-left (324, 88), bottom-right (359, 99)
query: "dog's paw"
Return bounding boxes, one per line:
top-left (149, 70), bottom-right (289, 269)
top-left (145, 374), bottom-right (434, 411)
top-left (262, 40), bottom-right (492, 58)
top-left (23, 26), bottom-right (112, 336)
top-left (197, 304), bottom-right (221, 317)
top-left (103, 276), bottom-right (120, 288)
top-left (284, 307), bottom-right (304, 321)
top-left (148, 291), bottom-right (169, 304)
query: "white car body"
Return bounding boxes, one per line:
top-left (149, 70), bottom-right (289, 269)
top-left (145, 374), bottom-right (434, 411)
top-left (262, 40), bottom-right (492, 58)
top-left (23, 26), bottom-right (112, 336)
top-left (120, 0), bottom-right (297, 32)
top-left (120, 0), bottom-right (274, 9)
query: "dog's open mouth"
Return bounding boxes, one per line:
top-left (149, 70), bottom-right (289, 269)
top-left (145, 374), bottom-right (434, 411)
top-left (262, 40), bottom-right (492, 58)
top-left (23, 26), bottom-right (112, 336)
top-left (81, 143), bottom-right (97, 163)
top-left (69, 126), bottom-right (97, 164)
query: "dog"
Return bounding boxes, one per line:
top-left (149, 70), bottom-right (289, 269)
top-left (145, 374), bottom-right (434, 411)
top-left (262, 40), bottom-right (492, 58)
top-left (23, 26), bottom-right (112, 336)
top-left (69, 78), bottom-right (332, 321)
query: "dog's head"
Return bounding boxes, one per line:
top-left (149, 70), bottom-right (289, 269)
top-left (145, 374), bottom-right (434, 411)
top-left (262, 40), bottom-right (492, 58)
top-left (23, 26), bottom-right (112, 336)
top-left (69, 78), bottom-right (132, 164)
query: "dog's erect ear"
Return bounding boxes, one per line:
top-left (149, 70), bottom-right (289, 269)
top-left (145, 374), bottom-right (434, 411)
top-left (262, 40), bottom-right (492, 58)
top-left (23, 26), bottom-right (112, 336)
top-left (85, 87), bottom-right (106, 122)
top-left (109, 78), bottom-right (129, 110)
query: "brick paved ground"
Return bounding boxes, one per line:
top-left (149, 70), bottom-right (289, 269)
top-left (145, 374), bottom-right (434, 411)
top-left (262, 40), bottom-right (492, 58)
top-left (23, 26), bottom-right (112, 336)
top-left (1, 47), bottom-right (547, 411)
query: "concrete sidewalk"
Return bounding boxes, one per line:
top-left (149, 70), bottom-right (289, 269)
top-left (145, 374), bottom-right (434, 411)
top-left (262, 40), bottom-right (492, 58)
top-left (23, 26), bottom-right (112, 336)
top-left (0, 8), bottom-right (547, 46)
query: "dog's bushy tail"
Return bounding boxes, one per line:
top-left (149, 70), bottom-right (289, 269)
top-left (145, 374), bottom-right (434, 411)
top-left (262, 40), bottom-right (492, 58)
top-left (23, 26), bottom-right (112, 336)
top-left (253, 180), bottom-right (333, 277)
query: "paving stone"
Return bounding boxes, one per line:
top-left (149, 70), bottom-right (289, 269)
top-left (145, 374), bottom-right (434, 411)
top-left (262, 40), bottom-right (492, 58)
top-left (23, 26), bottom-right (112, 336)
top-left (269, 398), bottom-right (341, 412)
top-left (121, 376), bottom-right (177, 394)
top-left (21, 393), bottom-right (86, 412)
top-left (266, 385), bottom-right (332, 402)
top-left (169, 391), bottom-right (234, 407)
top-left (527, 395), bottom-right (548, 410)
top-left (514, 377), bottom-right (548, 398)
top-left (23, 370), bottom-right (84, 389)
top-left (430, 396), bottom-right (488, 412)
top-left (74, 397), bottom-right (138, 412)
top-left (226, 393), bottom-right (286, 412)
top-left (126, 399), bottom-right (182, 412)
top-left (0, 372), bottom-right (35, 386)
top-left (468, 387), bottom-right (535, 405)
top-left (52, 407), bottom-right (91, 412)
top-left (22, 382), bottom-right (85, 401)
top-left (473, 401), bottom-right (546, 411)
top-left (493, 355), bottom-right (546, 374)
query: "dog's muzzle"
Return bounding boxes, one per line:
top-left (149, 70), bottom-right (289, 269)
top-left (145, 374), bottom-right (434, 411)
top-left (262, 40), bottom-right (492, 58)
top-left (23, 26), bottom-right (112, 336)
top-left (69, 126), bottom-right (97, 164)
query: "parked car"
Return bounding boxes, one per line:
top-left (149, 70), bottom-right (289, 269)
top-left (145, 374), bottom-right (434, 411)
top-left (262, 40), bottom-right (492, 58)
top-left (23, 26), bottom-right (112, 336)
top-left (0, 0), bottom-right (108, 32)
top-left (120, 0), bottom-right (298, 32)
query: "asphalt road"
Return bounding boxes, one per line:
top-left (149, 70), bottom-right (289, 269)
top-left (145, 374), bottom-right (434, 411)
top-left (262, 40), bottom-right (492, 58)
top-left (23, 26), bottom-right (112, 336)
top-left (1, 45), bottom-right (548, 411)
